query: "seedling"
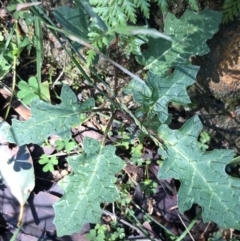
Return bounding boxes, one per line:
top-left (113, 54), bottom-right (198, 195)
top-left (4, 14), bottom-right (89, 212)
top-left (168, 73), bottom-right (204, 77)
top-left (130, 143), bottom-right (143, 165)
top-left (38, 154), bottom-right (58, 172)
top-left (17, 76), bottom-right (50, 104)
top-left (139, 179), bottom-right (158, 195)
top-left (55, 138), bottom-right (77, 153)
top-left (197, 131), bottom-right (211, 151)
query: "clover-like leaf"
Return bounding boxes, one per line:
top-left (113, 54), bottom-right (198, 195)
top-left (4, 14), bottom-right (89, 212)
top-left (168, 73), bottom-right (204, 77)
top-left (158, 116), bottom-right (240, 230)
top-left (53, 137), bottom-right (125, 236)
top-left (126, 65), bottom-right (199, 123)
top-left (39, 154), bottom-right (58, 172)
top-left (136, 9), bottom-right (222, 76)
top-left (17, 76), bottom-right (51, 104)
top-left (10, 85), bottom-right (95, 146)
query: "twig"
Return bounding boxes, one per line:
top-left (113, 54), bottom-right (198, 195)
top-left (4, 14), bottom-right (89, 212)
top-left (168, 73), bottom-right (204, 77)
top-left (52, 69), bottom-right (64, 88)
top-left (101, 111), bottom-right (116, 145)
top-left (102, 210), bottom-right (146, 237)
top-left (35, 176), bottom-right (56, 183)
top-left (113, 66), bottom-right (119, 96)
top-left (175, 209), bottom-right (202, 241)
top-left (177, 214), bottom-right (195, 241)
top-left (199, 222), bottom-right (211, 240)
top-left (132, 201), bottom-right (176, 237)
top-left (91, 108), bottom-right (113, 112)
top-left (32, 150), bottom-right (82, 160)
top-left (5, 55), bottom-right (17, 119)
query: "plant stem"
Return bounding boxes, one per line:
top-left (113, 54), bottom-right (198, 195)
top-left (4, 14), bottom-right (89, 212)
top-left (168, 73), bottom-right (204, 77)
top-left (102, 111), bottom-right (116, 145)
top-left (175, 209), bottom-right (202, 241)
top-left (5, 55), bottom-right (17, 119)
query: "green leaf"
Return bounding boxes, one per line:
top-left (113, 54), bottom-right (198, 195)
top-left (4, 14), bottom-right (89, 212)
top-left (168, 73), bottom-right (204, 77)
top-left (134, 0), bottom-right (150, 18)
top-left (136, 9), bottom-right (222, 76)
top-left (0, 118), bottom-right (35, 206)
top-left (10, 85), bottom-right (95, 146)
top-left (90, 0), bottom-right (153, 26)
top-left (131, 143), bottom-right (144, 165)
top-left (53, 137), bottom-right (125, 236)
top-left (0, 117), bottom-right (16, 144)
top-left (65, 140), bottom-right (76, 153)
top-left (119, 35), bottom-right (148, 58)
top-left (53, 6), bottom-right (89, 39)
top-left (55, 140), bottom-right (65, 150)
top-left (50, 156), bottom-right (58, 165)
top-left (154, 0), bottom-right (168, 14)
top-left (39, 155), bottom-right (58, 172)
top-left (0, 145), bottom-right (35, 205)
top-left (122, 0), bottom-right (137, 23)
top-left (0, 54), bottom-right (11, 79)
top-left (80, 0), bottom-right (108, 32)
top-left (38, 154), bottom-right (49, 165)
top-left (188, 0), bottom-right (199, 11)
top-left (113, 25), bottom-right (172, 41)
top-left (158, 116), bottom-right (240, 230)
top-left (126, 65), bottom-right (199, 123)
top-left (17, 77), bottom-right (51, 104)
top-left (222, 0), bottom-right (240, 23)
top-left (229, 155), bottom-right (240, 165)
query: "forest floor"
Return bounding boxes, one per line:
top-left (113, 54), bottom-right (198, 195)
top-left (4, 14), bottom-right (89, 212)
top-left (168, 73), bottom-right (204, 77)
top-left (1, 0), bottom-right (240, 240)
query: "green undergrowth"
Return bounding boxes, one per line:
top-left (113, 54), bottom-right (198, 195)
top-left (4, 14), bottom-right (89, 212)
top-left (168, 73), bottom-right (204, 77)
top-left (89, 0), bottom-right (199, 26)
top-left (222, 0), bottom-right (240, 23)
top-left (1, 0), bottom-right (240, 240)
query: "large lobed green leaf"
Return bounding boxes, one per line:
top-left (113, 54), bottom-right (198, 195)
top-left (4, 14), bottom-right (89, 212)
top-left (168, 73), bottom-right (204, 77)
top-left (53, 137), bottom-right (125, 236)
top-left (136, 9), bottom-right (222, 76)
top-left (10, 85), bottom-right (95, 146)
top-left (126, 65), bottom-right (199, 123)
top-left (158, 116), bottom-right (240, 230)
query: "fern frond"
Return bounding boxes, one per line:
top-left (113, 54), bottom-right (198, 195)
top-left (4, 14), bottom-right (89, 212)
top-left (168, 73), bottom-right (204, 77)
top-left (86, 26), bottom-right (111, 66)
top-left (86, 49), bottom-right (97, 67)
top-left (134, 0), bottom-right (150, 18)
top-left (119, 35), bottom-right (148, 58)
top-left (90, 0), bottom-right (134, 26)
top-left (113, 5), bottom-right (127, 25)
top-left (90, 0), bottom-right (108, 7)
top-left (187, 0), bottom-right (199, 11)
top-left (122, 0), bottom-right (137, 23)
top-left (222, 0), bottom-right (240, 23)
top-left (154, 0), bottom-right (168, 14)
